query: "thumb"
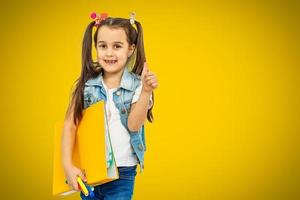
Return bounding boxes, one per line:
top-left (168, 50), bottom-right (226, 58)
top-left (141, 62), bottom-right (148, 79)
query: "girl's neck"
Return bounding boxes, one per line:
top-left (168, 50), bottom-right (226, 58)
top-left (103, 69), bottom-right (124, 89)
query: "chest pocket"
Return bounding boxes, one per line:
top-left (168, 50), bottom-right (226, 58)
top-left (121, 90), bottom-right (135, 114)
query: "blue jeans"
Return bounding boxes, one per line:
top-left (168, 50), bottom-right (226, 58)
top-left (80, 165), bottom-right (137, 200)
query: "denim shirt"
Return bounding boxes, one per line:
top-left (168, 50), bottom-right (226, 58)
top-left (83, 67), bottom-right (146, 173)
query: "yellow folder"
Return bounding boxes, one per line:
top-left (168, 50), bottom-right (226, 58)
top-left (52, 101), bottom-right (119, 197)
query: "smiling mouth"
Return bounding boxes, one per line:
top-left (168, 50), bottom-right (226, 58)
top-left (104, 60), bottom-right (117, 64)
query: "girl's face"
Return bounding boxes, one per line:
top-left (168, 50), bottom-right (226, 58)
top-left (96, 26), bottom-right (135, 75)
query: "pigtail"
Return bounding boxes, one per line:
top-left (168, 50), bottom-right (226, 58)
top-left (82, 21), bottom-right (102, 78)
top-left (132, 21), bottom-right (146, 75)
top-left (65, 21), bottom-right (100, 126)
top-left (132, 21), bottom-right (154, 123)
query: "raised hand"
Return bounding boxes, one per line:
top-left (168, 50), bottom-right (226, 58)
top-left (141, 62), bottom-right (158, 93)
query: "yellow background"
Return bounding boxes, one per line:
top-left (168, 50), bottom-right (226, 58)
top-left (0, 0), bottom-right (299, 199)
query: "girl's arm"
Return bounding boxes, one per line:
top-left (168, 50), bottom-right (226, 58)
top-left (61, 102), bottom-right (87, 190)
top-left (128, 63), bottom-right (158, 132)
top-left (61, 110), bottom-right (77, 169)
top-left (128, 91), bottom-right (152, 132)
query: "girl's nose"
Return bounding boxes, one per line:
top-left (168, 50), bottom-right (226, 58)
top-left (106, 48), bottom-right (113, 56)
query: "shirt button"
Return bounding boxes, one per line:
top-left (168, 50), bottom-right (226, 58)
top-left (116, 90), bottom-right (121, 96)
top-left (138, 144), bottom-right (143, 151)
top-left (121, 108), bottom-right (126, 114)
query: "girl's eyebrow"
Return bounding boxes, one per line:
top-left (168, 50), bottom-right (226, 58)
top-left (97, 41), bottom-right (124, 45)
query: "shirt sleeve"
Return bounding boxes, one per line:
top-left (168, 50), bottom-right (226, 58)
top-left (131, 82), bottom-right (153, 109)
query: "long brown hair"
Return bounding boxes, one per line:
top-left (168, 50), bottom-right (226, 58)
top-left (65, 17), bottom-right (154, 126)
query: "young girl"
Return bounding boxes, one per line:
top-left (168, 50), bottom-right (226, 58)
top-left (61, 12), bottom-right (158, 200)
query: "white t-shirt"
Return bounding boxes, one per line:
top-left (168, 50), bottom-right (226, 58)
top-left (102, 80), bottom-right (153, 167)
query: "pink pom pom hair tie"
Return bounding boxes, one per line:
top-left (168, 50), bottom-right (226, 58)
top-left (90, 12), bottom-right (108, 27)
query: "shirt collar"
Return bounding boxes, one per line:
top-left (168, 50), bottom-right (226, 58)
top-left (84, 67), bottom-right (136, 92)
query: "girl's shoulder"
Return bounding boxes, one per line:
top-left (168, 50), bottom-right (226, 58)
top-left (130, 71), bottom-right (141, 80)
top-left (127, 70), bottom-right (141, 83)
top-left (121, 69), bottom-right (142, 91)
top-left (84, 73), bottom-right (103, 87)
top-left (130, 72), bottom-right (142, 90)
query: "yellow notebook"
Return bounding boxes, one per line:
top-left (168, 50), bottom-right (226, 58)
top-left (52, 101), bottom-right (119, 197)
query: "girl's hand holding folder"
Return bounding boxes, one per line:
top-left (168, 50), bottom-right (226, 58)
top-left (64, 164), bottom-right (87, 191)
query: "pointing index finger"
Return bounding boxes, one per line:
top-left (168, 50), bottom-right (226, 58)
top-left (141, 62), bottom-right (149, 79)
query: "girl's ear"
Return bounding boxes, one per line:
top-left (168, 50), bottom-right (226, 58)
top-left (128, 44), bottom-right (136, 57)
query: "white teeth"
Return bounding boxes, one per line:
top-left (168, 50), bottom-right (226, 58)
top-left (105, 60), bottom-right (117, 64)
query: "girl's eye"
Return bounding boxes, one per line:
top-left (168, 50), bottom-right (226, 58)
top-left (98, 45), bottom-right (106, 48)
top-left (114, 45), bottom-right (122, 49)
